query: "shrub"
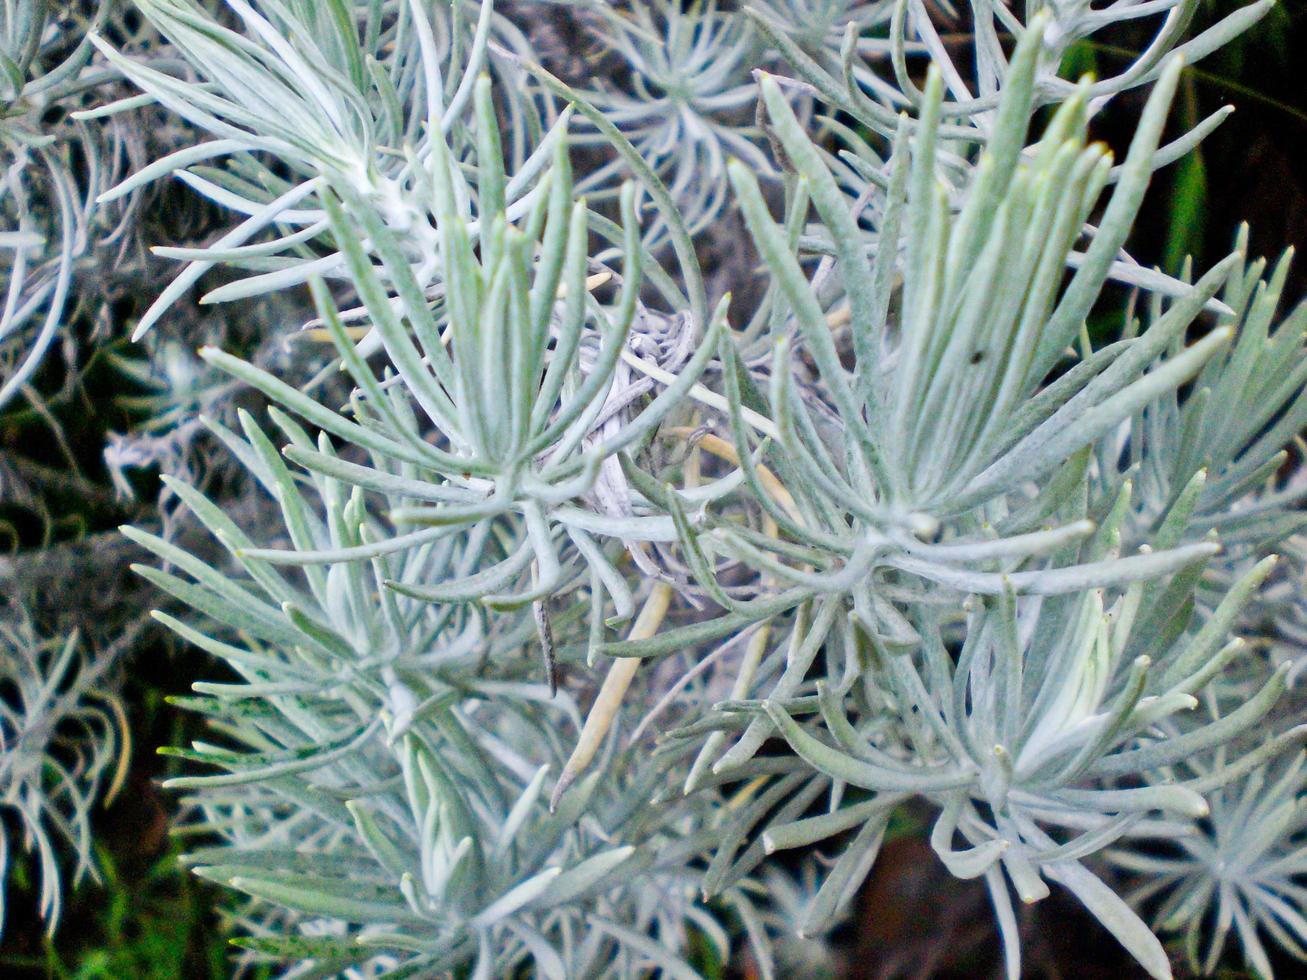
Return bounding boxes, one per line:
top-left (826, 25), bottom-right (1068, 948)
top-left (4, 1), bottom-right (1306, 977)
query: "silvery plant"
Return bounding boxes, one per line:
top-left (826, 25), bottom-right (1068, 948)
top-left (3, 0), bottom-right (1307, 977)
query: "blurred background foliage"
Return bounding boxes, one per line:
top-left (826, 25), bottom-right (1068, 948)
top-left (1080, 0), bottom-right (1306, 287)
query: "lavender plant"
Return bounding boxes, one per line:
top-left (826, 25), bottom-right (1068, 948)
top-left (1108, 705), bottom-right (1307, 979)
top-left (0, 600), bottom-right (129, 935)
top-left (3, 0), bottom-right (1307, 978)
top-left (564, 0), bottom-right (772, 244)
top-left (1, 0), bottom-right (116, 406)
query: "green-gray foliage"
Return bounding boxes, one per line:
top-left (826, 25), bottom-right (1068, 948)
top-left (1, 601), bottom-right (128, 935)
top-left (3, 1), bottom-right (1307, 978)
